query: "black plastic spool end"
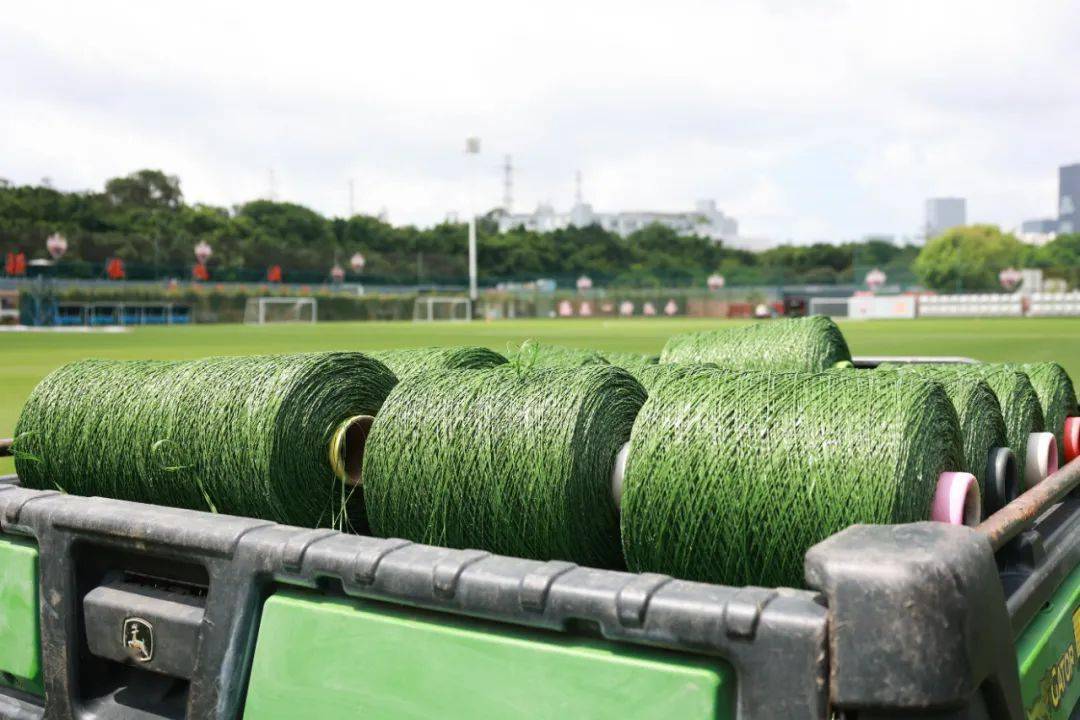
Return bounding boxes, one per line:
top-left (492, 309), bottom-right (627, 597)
top-left (985, 447), bottom-right (1019, 518)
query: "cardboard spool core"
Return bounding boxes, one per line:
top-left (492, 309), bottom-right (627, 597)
top-left (330, 415), bottom-right (374, 487)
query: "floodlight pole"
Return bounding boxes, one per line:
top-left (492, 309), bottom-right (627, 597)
top-left (465, 137), bottom-right (481, 305)
top-left (468, 218), bottom-right (478, 302)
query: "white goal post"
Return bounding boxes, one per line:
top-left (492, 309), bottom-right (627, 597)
top-left (243, 297), bottom-right (318, 325)
top-left (413, 296), bottom-right (472, 322)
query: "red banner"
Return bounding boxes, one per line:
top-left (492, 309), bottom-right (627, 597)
top-left (106, 258), bottom-right (125, 280)
top-left (4, 252), bottom-right (27, 276)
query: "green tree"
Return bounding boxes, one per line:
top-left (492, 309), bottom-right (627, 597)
top-left (914, 225), bottom-right (1027, 291)
top-left (1035, 233), bottom-right (1080, 288)
top-left (9, 168), bottom-right (1055, 290)
top-left (233, 200), bottom-right (336, 270)
top-left (104, 170), bottom-right (183, 209)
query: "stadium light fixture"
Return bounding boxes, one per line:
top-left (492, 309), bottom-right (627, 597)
top-left (194, 240), bottom-right (212, 265)
top-left (999, 267), bottom-right (1021, 291)
top-left (865, 268), bottom-right (886, 292)
top-left (46, 233), bottom-right (67, 260)
top-left (465, 137), bottom-right (480, 303)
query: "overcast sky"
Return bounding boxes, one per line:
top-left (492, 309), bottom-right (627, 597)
top-left (2, 1), bottom-right (1078, 244)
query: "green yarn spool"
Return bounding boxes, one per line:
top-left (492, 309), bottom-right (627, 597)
top-left (510, 341), bottom-right (610, 368)
top-left (1016, 362), bottom-right (1077, 447)
top-left (659, 316), bottom-right (852, 371)
top-left (599, 350), bottom-right (660, 372)
top-left (14, 353), bottom-right (396, 529)
top-left (510, 342), bottom-right (657, 372)
top-left (630, 362), bottom-right (718, 393)
top-left (895, 365), bottom-right (1044, 466)
top-left (875, 365), bottom-right (1006, 496)
top-left (363, 365), bottom-right (646, 568)
top-left (369, 346), bottom-right (507, 379)
top-left (621, 369), bottom-right (963, 587)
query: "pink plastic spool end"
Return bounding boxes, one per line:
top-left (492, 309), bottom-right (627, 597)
top-left (931, 471), bottom-right (981, 527)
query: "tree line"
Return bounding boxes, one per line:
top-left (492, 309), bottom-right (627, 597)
top-left (4, 168), bottom-right (1070, 291)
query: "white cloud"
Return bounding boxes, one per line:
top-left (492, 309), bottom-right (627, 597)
top-left (2, 0), bottom-right (1079, 241)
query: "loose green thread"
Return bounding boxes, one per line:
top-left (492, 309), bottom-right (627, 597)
top-left (9, 432), bottom-right (41, 464)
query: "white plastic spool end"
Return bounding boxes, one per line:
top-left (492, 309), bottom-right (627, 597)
top-left (1024, 431), bottom-right (1058, 490)
top-left (611, 442), bottom-right (631, 507)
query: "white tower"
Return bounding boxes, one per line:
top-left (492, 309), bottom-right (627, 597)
top-left (502, 155), bottom-right (514, 213)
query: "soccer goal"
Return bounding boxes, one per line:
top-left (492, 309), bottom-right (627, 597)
top-left (413, 296), bottom-right (472, 322)
top-left (243, 297), bottom-right (318, 325)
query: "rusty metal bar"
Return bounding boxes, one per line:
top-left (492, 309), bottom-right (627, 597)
top-left (977, 456), bottom-right (1080, 551)
top-left (0, 437), bottom-right (11, 458)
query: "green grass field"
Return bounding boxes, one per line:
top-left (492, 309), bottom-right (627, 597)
top-left (4, 316), bottom-right (1080, 474)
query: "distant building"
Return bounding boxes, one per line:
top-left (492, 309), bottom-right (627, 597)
top-left (498, 198), bottom-right (739, 243)
top-left (1058, 163), bottom-right (1080, 234)
top-left (1021, 218), bottom-right (1059, 234)
top-left (925, 197), bottom-right (967, 239)
top-left (1017, 218), bottom-right (1058, 247)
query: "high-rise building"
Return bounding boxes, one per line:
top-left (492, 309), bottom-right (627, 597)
top-left (1058, 163), bottom-right (1080, 234)
top-left (925, 197), bottom-right (967, 239)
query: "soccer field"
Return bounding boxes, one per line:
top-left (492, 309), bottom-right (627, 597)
top-left (4, 316), bottom-right (1080, 474)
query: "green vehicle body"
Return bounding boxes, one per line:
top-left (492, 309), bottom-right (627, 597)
top-left (2, 531), bottom-right (1079, 719)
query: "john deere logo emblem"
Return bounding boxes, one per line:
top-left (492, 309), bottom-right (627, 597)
top-left (122, 618), bottom-right (153, 663)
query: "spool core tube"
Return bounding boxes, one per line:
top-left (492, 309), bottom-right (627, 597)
top-left (329, 415), bottom-right (375, 487)
top-left (1064, 417), bottom-right (1080, 464)
top-left (932, 471), bottom-right (982, 527)
top-left (611, 442), bottom-right (631, 507)
top-left (1025, 432), bottom-right (1058, 490)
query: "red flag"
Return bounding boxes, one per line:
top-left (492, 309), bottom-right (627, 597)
top-left (192, 263), bottom-right (209, 281)
top-left (267, 265), bottom-right (282, 283)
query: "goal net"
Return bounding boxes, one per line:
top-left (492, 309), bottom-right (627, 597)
top-left (413, 296), bottom-right (472, 322)
top-left (243, 297), bottom-right (318, 325)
